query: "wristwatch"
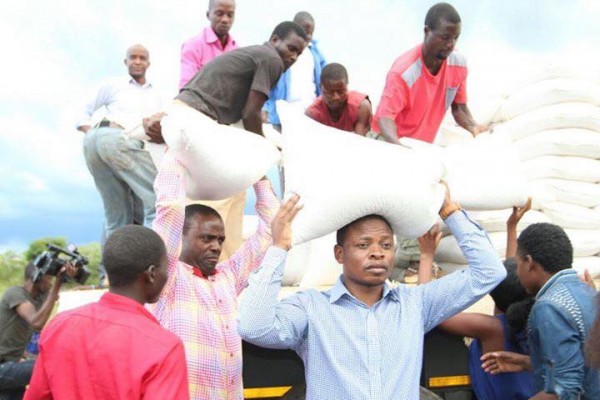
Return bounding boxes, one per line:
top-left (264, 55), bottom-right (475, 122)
top-left (439, 202), bottom-right (461, 220)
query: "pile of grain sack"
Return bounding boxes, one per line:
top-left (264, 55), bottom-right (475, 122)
top-left (435, 65), bottom-right (600, 278)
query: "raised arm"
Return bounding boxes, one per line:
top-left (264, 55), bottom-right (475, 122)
top-left (354, 98), bottom-right (373, 136)
top-left (419, 186), bottom-right (506, 331)
top-left (439, 313), bottom-right (504, 354)
top-left (238, 195), bottom-right (309, 350)
top-left (152, 150), bottom-right (187, 278)
top-left (506, 197), bottom-right (532, 259)
top-left (225, 177), bottom-right (280, 295)
top-left (417, 224), bottom-right (442, 284)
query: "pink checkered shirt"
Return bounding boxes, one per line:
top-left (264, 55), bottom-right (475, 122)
top-left (151, 153), bottom-right (279, 399)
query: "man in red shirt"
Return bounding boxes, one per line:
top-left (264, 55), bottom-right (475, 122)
top-left (305, 63), bottom-right (372, 135)
top-left (374, 2), bottom-right (488, 144)
top-left (24, 225), bottom-right (189, 400)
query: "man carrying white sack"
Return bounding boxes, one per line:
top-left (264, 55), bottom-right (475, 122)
top-left (164, 21), bottom-right (307, 261)
top-left (238, 187), bottom-right (506, 400)
top-left (373, 3), bottom-right (488, 144)
top-left (151, 146), bottom-right (285, 399)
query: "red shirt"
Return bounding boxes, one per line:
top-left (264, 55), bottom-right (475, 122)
top-left (306, 91), bottom-right (368, 132)
top-left (373, 44), bottom-right (468, 143)
top-left (24, 292), bottom-right (189, 400)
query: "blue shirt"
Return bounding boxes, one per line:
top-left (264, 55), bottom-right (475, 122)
top-left (263, 40), bottom-right (327, 125)
top-left (529, 269), bottom-right (600, 400)
top-left (468, 314), bottom-right (536, 400)
top-left (238, 211), bottom-right (506, 400)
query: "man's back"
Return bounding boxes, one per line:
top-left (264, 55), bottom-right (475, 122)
top-left (530, 270), bottom-right (600, 399)
top-left (177, 45), bottom-right (283, 125)
top-left (24, 292), bottom-right (188, 400)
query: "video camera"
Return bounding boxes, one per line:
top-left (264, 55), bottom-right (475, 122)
top-left (32, 244), bottom-right (90, 285)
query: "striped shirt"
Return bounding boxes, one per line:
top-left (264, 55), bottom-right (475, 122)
top-left (151, 152), bottom-right (279, 400)
top-left (238, 211), bottom-right (506, 400)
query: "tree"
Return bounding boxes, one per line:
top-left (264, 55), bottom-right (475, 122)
top-left (0, 250), bottom-right (27, 294)
top-left (24, 237), bottom-right (68, 262)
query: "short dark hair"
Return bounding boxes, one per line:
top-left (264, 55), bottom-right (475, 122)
top-left (517, 223), bottom-right (573, 274)
top-left (490, 258), bottom-right (529, 313)
top-left (336, 215), bottom-right (393, 245)
top-left (24, 262), bottom-right (37, 281)
top-left (293, 11), bottom-right (314, 25)
top-left (320, 63), bottom-right (348, 85)
top-left (103, 225), bottom-right (166, 287)
top-left (183, 204), bottom-right (222, 235)
top-left (425, 3), bottom-right (461, 31)
top-left (271, 21), bottom-right (308, 42)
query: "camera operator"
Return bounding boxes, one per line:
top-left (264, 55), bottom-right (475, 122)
top-left (0, 262), bottom-right (76, 400)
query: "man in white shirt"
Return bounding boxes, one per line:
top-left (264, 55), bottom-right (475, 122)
top-left (76, 44), bottom-right (163, 282)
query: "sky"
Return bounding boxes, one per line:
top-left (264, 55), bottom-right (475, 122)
top-left (0, 0), bottom-right (599, 251)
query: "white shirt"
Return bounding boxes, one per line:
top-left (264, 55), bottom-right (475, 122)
top-left (76, 76), bottom-right (162, 131)
top-left (288, 44), bottom-right (317, 108)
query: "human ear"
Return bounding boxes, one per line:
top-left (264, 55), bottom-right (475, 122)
top-left (334, 244), bottom-right (344, 264)
top-left (146, 265), bottom-right (156, 283)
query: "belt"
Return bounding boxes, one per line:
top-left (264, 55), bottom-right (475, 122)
top-left (95, 119), bottom-right (124, 130)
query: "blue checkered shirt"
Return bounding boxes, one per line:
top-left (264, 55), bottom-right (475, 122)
top-left (238, 211), bottom-right (506, 400)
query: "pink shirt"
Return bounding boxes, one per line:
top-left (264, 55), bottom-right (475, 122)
top-left (25, 293), bottom-right (189, 400)
top-left (179, 26), bottom-right (238, 89)
top-left (307, 91), bottom-right (368, 132)
top-left (373, 44), bottom-right (468, 143)
top-left (151, 152), bottom-right (279, 400)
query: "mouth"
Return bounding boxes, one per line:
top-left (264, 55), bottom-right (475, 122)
top-left (365, 265), bottom-right (388, 274)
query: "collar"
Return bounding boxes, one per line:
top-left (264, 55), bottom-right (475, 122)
top-left (127, 76), bottom-right (152, 88)
top-left (100, 292), bottom-right (158, 323)
top-left (536, 269), bottom-right (577, 299)
top-left (204, 26), bottom-right (235, 47)
top-left (328, 275), bottom-right (399, 304)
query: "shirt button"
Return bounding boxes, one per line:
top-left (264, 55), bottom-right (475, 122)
top-left (230, 352), bottom-right (234, 357)
top-left (218, 300), bottom-right (223, 303)
top-left (226, 325), bottom-right (229, 329)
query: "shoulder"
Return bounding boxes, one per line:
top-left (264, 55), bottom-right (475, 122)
top-left (447, 50), bottom-right (467, 68)
top-left (387, 46), bottom-right (423, 89)
top-left (2, 286), bottom-right (29, 304)
top-left (182, 29), bottom-right (207, 47)
top-left (349, 91), bottom-right (369, 105)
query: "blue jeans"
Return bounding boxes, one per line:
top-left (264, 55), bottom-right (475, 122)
top-left (83, 128), bottom-right (157, 276)
top-left (0, 360), bottom-right (34, 399)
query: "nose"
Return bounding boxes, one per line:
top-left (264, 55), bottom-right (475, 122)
top-left (446, 38), bottom-right (456, 50)
top-left (289, 52), bottom-right (298, 63)
top-left (369, 246), bottom-right (385, 259)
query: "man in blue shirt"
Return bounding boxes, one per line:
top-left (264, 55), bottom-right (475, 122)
top-left (263, 11), bottom-right (327, 131)
top-left (238, 189), bottom-right (506, 399)
top-left (517, 223), bottom-right (598, 400)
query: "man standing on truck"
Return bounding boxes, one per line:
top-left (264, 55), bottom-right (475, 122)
top-left (238, 188), bottom-right (506, 400)
top-left (373, 3), bottom-right (487, 144)
top-left (76, 44), bottom-right (164, 285)
top-left (179, 0), bottom-right (237, 89)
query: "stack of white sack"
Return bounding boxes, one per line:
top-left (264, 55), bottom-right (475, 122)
top-left (276, 101), bottom-right (528, 286)
top-left (437, 65), bottom-right (600, 278)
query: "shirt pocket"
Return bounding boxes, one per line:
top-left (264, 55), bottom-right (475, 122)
top-left (445, 86), bottom-right (459, 109)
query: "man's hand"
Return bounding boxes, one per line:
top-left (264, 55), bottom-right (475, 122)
top-left (272, 194), bottom-right (302, 251)
top-left (77, 125), bottom-right (91, 134)
top-left (480, 351), bottom-right (532, 374)
top-left (472, 123), bottom-right (490, 137)
top-left (507, 197), bottom-right (532, 229)
top-left (143, 112), bottom-right (166, 144)
top-left (580, 269), bottom-right (597, 291)
top-left (418, 224), bottom-right (442, 260)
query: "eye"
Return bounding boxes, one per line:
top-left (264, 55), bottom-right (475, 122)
top-left (381, 243), bottom-right (393, 250)
top-left (356, 243), bottom-right (369, 249)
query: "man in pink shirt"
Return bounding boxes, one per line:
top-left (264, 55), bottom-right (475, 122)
top-left (374, 2), bottom-right (487, 144)
top-left (179, 0), bottom-right (237, 89)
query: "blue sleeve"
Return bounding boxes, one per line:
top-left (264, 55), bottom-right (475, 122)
top-left (237, 247), bottom-right (309, 350)
top-left (418, 211), bottom-right (506, 332)
top-left (264, 72), bottom-right (289, 125)
top-left (529, 302), bottom-right (585, 399)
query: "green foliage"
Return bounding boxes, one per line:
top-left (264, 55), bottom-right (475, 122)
top-left (76, 242), bottom-right (102, 286)
top-left (24, 237), bottom-right (68, 262)
top-left (0, 251), bottom-right (27, 294)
